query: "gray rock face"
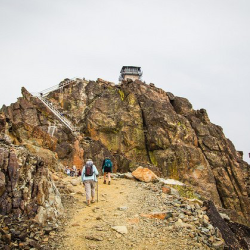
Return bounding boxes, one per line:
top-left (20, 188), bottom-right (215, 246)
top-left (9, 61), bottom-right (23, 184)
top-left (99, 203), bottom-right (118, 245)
top-left (0, 142), bottom-right (63, 224)
top-left (0, 171), bottom-right (5, 196)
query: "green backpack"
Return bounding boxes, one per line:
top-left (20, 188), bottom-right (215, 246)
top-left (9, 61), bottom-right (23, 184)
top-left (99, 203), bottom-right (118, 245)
top-left (104, 159), bottom-right (112, 168)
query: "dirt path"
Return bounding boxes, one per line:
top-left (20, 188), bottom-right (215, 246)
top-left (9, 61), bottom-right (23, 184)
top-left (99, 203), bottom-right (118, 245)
top-left (57, 177), bottom-right (209, 250)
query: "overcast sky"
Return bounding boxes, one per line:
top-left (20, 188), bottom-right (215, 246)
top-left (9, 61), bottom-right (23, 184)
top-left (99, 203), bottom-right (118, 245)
top-left (0, 0), bottom-right (249, 163)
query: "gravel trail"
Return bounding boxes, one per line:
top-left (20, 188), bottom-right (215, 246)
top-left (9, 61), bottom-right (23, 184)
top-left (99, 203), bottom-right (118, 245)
top-left (58, 177), bottom-right (210, 250)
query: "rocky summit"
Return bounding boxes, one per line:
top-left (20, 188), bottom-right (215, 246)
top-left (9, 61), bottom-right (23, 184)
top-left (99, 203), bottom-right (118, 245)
top-left (0, 77), bottom-right (250, 249)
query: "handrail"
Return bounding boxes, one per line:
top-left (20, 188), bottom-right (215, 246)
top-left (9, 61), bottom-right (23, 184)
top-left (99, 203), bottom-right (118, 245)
top-left (39, 84), bottom-right (61, 96)
top-left (37, 96), bottom-right (77, 132)
top-left (40, 79), bottom-right (74, 96)
top-left (32, 77), bottom-right (88, 97)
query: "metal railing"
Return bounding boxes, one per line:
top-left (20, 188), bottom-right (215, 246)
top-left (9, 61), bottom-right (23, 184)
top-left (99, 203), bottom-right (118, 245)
top-left (31, 77), bottom-right (87, 97)
top-left (37, 96), bottom-right (78, 132)
top-left (39, 79), bottom-right (74, 96)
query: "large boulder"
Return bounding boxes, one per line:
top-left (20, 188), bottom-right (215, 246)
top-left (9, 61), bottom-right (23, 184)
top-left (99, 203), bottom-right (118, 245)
top-left (132, 166), bottom-right (158, 182)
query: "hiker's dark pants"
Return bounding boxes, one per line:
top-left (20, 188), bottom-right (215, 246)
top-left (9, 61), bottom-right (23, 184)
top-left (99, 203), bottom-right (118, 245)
top-left (84, 180), bottom-right (95, 201)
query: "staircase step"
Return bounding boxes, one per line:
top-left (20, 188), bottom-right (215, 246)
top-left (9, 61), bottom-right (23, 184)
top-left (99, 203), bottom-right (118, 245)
top-left (37, 96), bottom-right (77, 133)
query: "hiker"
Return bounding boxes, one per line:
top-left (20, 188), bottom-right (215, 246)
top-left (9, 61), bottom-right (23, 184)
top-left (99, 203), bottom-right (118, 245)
top-left (65, 166), bottom-right (70, 176)
top-left (81, 159), bottom-right (99, 206)
top-left (102, 157), bottom-right (113, 185)
top-left (77, 168), bottom-right (81, 177)
top-left (70, 168), bottom-right (74, 177)
top-left (72, 165), bottom-right (77, 176)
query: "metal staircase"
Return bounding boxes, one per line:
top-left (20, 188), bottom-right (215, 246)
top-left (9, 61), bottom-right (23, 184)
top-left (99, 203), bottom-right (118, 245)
top-left (32, 78), bottom-right (83, 134)
top-left (37, 96), bottom-right (78, 132)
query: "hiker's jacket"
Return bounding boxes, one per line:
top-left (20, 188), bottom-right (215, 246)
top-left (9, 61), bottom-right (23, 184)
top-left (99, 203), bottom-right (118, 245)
top-left (81, 161), bottom-right (99, 182)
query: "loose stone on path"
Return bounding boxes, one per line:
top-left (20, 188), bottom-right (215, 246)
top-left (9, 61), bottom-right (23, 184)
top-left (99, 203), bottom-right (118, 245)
top-left (111, 226), bottom-right (128, 235)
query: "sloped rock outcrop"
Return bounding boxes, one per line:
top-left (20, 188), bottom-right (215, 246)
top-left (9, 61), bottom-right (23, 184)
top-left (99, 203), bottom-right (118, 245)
top-left (1, 77), bottom-right (250, 225)
top-left (0, 140), bottom-right (63, 224)
top-left (1, 87), bottom-right (76, 168)
top-left (204, 200), bottom-right (241, 249)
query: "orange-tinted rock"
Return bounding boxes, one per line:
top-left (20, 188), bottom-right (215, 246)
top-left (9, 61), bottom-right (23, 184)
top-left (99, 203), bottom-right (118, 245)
top-left (72, 139), bottom-right (84, 168)
top-left (51, 173), bottom-right (59, 181)
top-left (162, 186), bottom-right (171, 194)
top-left (127, 217), bottom-right (140, 224)
top-left (140, 212), bottom-right (167, 220)
top-left (132, 167), bottom-right (158, 183)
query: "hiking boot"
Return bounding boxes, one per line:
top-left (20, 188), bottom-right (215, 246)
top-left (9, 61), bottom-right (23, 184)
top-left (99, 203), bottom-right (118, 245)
top-left (103, 180), bottom-right (106, 184)
top-left (108, 181), bottom-right (110, 185)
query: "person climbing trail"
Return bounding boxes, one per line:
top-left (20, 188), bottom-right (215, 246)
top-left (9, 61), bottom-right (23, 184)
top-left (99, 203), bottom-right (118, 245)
top-left (102, 156), bottom-right (113, 185)
top-left (81, 159), bottom-right (99, 206)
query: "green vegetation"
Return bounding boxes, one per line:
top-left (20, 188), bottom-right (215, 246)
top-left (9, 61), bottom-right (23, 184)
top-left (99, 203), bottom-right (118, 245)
top-left (149, 151), bottom-right (158, 166)
top-left (167, 160), bottom-right (179, 180)
top-left (118, 90), bottom-right (125, 101)
top-left (177, 121), bottom-right (186, 129)
top-left (171, 185), bottom-right (200, 199)
top-left (127, 93), bottom-right (136, 105)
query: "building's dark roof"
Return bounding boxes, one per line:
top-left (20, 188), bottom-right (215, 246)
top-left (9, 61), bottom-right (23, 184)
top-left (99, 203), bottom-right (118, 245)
top-left (121, 66), bottom-right (141, 70)
top-left (120, 66), bottom-right (142, 74)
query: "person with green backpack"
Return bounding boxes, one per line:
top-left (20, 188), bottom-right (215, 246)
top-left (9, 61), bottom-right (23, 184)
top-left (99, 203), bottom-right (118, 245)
top-left (102, 157), bottom-right (113, 185)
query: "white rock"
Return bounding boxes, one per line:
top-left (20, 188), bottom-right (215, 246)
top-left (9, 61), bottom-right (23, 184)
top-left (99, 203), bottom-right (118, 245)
top-left (188, 198), bottom-right (203, 206)
top-left (175, 219), bottom-right (195, 230)
top-left (111, 226), bottom-right (128, 234)
top-left (118, 206), bottom-right (128, 211)
top-left (124, 173), bottom-right (135, 180)
top-left (219, 213), bottom-right (230, 221)
top-left (158, 178), bottom-right (184, 186)
top-left (34, 206), bottom-right (47, 224)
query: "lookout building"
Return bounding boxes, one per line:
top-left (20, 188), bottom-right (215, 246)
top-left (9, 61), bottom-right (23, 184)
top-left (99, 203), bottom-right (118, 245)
top-left (119, 66), bottom-right (143, 81)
